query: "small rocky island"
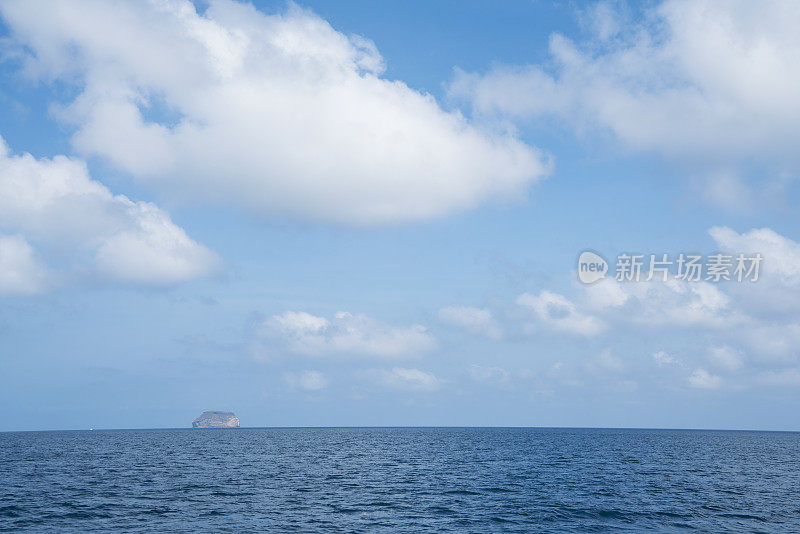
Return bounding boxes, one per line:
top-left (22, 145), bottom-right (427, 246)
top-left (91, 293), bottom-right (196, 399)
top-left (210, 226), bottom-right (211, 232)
top-left (192, 411), bottom-right (240, 428)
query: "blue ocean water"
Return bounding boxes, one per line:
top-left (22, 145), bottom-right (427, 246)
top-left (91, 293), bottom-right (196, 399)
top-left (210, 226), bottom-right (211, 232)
top-left (1, 427), bottom-right (799, 532)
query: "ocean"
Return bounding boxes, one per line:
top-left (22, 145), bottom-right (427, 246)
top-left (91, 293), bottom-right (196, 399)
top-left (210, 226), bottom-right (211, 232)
top-left (1, 427), bottom-right (799, 532)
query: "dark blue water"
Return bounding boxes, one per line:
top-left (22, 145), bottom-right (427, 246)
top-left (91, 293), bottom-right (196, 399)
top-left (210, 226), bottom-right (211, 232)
top-left (1, 428), bottom-right (799, 532)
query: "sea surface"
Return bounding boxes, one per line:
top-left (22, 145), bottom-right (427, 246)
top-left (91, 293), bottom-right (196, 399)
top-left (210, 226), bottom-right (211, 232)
top-left (1, 427), bottom-right (799, 532)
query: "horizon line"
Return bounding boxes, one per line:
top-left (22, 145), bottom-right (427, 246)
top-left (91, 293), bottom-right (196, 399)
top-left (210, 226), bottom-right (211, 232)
top-left (3, 425), bottom-right (799, 434)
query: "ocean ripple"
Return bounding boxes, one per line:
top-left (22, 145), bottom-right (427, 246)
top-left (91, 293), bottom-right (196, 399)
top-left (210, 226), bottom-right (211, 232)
top-left (1, 428), bottom-right (799, 532)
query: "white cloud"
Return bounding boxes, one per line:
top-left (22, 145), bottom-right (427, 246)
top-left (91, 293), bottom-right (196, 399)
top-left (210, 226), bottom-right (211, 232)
top-left (688, 368), bottom-right (722, 389)
top-left (584, 278), bottom-right (629, 309)
top-left (437, 226), bottom-right (800, 392)
top-left (0, 136), bottom-right (219, 289)
top-left (467, 364), bottom-right (511, 385)
top-left (633, 281), bottom-right (736, 329)
top-left (283, 370), bottom-right (328, 391)
top-left (438, 306), bottom-right (502, 339)
top-left (270, 311), bottom-right (329, 336)
top-left (587, 278), bottom-right (739, 329)
top-left (709, 227), bottom-right (800, 318)
top-left (363, 367), bottom-right (442, 391)
top-left (259, 311), bottom-right (436, 358)
top-left (457, 226), bottom-right (800, 393)
top-left (0, 0), bottom-right (548, 225)
top-left (710, 226), bottom-right (800, 285)
top-left (517, 290), bottom-right (605, 336)
top-left (0, 234), bottom-right (49, 295)
top-left (450, 0), bottom-right (800, 167)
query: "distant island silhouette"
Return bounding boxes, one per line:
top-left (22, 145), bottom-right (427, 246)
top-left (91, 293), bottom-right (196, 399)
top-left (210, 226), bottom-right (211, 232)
top-left (192, 411), bottom-right (240, 428)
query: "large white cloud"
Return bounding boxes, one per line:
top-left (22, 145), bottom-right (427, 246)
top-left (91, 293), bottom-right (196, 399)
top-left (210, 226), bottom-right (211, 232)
top-left (0, 136), bottom-right (219, 289)
top-left (450, 0), bottom-right (800, 167)
top-left (257, 310), bottom-right (436, 358)
top-left (0, 234), bottom-right (49, 295)
top-left (0, 0), bottom-right (548, 225)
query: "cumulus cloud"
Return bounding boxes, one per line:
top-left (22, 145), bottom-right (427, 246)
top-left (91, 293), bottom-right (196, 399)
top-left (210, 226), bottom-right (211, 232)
top-left (688, 368), bottom-right (722, 390)
top-left (708, 226), bottom-right (800, 319)
top-left (0, 234), bottom-right (49, 295)
top-left (258, 311), bottom-right (436, 358)
top-left (283, 370), bottom-right (328, 391)
top-left (450, 0), bottom-right (800, 171)
top-left (517, 290), bottom-right (605, 336)
top-left (448, 227), bottom-right (800, 392)
top-left (491, 272), bottom-right (737, 339)
top-left (438, 306), bottom-right (502, 339)
top-left (710, 226), bottom-right (800, 285)
top-left (0, 0), bottom-right (548, 225)
top-left (0, 136), bottom-right (219, 289)
top-left (584, 278), bottom-right (629, 309)
top-left (363, 367), bottom-right (442, 392)
top-left (591, 278), bottom-right (740, 329)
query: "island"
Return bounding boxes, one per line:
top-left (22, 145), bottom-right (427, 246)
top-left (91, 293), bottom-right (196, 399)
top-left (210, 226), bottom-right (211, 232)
top-left (192, 411), bottom-right (240, 428)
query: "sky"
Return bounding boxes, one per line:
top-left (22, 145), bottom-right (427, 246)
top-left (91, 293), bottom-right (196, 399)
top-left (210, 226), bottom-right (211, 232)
top-left (1, 0), bottom-right (800, 431)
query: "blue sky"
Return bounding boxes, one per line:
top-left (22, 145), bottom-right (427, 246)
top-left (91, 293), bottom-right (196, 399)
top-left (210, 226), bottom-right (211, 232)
top-left (1, 0), bottom-right (800, 431)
